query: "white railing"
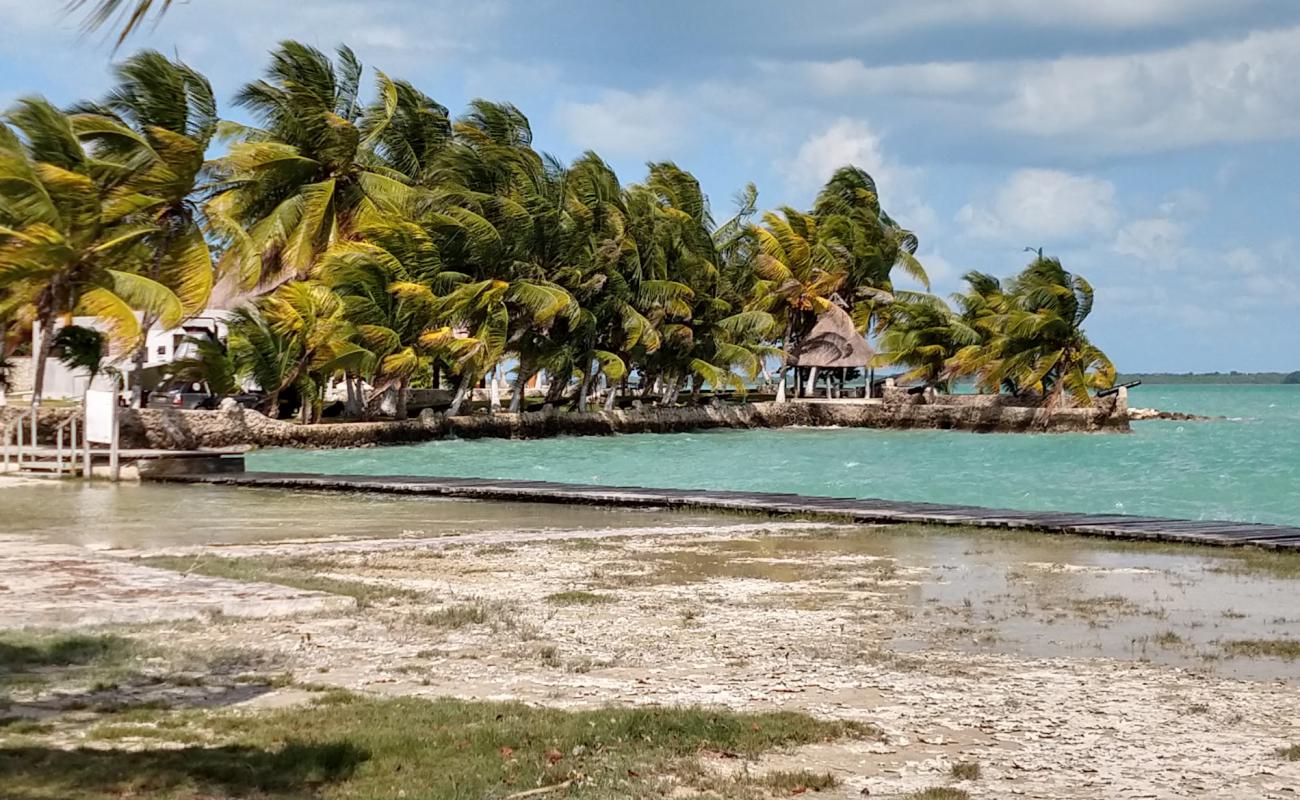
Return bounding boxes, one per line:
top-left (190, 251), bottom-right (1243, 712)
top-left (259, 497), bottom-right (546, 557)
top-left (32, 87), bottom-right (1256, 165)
top-left (2, 409), bottom-right (32, 471)
top-left (54, 412), bottom-right (82, 474)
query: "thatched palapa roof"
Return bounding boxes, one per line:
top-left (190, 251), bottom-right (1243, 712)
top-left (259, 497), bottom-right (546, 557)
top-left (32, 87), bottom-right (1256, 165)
top-left (791, 304), bottom-right (874, 368)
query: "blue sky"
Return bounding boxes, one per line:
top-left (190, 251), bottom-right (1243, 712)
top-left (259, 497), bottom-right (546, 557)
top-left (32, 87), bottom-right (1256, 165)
top-left (2, 0), bottom-right (1298, 372)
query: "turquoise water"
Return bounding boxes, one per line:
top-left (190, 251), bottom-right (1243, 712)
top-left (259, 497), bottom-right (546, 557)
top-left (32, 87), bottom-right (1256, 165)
top-left (249, 385), bottom-right (1300, 526)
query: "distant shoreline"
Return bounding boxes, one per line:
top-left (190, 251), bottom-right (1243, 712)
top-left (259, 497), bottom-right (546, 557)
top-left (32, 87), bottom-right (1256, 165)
top-left (1119, 372), bottom-right (1300, 385)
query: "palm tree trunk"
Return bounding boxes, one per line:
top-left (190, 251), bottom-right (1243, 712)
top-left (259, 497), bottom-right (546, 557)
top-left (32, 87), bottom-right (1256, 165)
top-left (603, 381), bottom-right (618, 411)
top-left (263, 390), bottom-right (280, 419)
top-left (344, 373), bottom-right (363, 419)
top-left (394, 376), bottom-right (409, 420)
top-left (574, 360), bottom-right (595, 412)
top-left (509, 362), bottom-right (533, 413)
top-left (448, 371), bottom-right (475, 416)
top-left (30, 313), bottom-right (54, 409)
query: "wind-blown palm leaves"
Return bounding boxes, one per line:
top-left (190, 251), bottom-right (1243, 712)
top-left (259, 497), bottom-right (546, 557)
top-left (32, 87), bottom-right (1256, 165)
top-left (207, 43), bottom-right (415, 289)
top-left (2, 40), bottom-right (1118, 419)
top-left (0, 97), bottom-right (184, 403)
top-left (876, 257), bottom-right (1116, 404)
top-left (67, 0), bottom-right (176, 47)
top-left (74, 50), bottom-right (219, 403)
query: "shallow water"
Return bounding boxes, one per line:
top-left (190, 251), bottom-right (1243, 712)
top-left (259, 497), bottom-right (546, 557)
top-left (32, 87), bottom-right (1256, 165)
top-left (0, 481), bottom-right (728, 548)
top-left (250, 385), bottom-right (1300, 525)
top-left (5, 482), bottom-right (1298, 680)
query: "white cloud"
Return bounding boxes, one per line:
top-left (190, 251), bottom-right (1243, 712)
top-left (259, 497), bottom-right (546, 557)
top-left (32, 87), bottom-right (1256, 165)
top-left (957, 169), bottom-right (1117, 243)
top-left (554, 89), bottom-right (690, 159)
top-left (783, 118), bottom-right (936, 232)
top-left (851, 0), bottom-right (1261, 34)
top-left (779, 25), bottom-right (1300, 154)
top-left (1114, 218), bottom-right (1187, 269)
top-left (999, 27), bottom-right (1300, 149)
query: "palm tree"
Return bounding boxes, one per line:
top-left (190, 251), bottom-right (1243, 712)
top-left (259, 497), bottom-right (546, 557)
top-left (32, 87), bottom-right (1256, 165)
top-left (872, 296), bottom-right (977, 391)
top-left (75, 50), bottom-right (219, 404)
top-left (323, 219), bottom-right (456, 419)
top-left (0, 97), bottom-right (183, 405)
top-left (228, 282), bottom-right (356, 420)
top-left (982, 256), bottom-right (1115, 405)
top-left (207, 42), bottom-right (413, 288)
top-left (747, 208), bottom-right (849, 396)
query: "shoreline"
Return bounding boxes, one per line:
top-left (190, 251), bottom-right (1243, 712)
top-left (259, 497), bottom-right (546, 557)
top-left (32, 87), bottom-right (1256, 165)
top-left (3, 396), bottom-right (1127, 452)
top-left (148, 471), bottom-right (1300, 551)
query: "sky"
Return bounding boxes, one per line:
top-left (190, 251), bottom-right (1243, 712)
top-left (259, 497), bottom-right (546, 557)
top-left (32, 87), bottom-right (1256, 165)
top-left (2, 0), bottom-right (1298, 372)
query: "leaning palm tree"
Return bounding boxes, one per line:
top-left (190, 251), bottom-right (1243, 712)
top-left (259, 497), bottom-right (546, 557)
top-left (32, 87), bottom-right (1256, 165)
top-left (978, 257), bottom-right (1116, 405)
top-left (872, 296), bottom-right (978, 392)
top-left (75, 50), bottom-right (219, 404)
top-left (323, 218), bottom-right (459, 419)
top-left (0, 97), bottom-right (183, 405)
top-left (207, 42), bottom-right (413, 289)
top-left (746, 207), bottom-right (850, 396)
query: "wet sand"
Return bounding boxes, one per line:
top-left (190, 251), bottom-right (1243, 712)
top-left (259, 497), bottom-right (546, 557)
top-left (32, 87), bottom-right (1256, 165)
top-left (3, 480), bottom-right (1300, 798)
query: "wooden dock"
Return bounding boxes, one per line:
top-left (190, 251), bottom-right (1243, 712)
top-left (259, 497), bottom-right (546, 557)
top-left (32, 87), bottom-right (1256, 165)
top-left (151, 471), bottom-right (1300, 551)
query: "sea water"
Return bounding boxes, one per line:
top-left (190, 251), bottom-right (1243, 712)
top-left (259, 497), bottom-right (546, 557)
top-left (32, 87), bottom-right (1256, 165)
top-left (249, 385), bottom-right (1300, 526)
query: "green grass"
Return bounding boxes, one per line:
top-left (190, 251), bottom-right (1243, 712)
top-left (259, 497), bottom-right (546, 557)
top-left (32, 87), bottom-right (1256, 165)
top-left (1, 631), bottom-right (137, 696)
top-left (0, 632), bottom-right (133, 673)
top-left (760, 769), bottom-right (839, 792)
top-left (139, 556), bottom-right (420, 609)
top-left (905, 790), bottom-right (970, 800)
top-left (1222, 639), bottom-right (1300, 660)
top-left (0, 693), bottom-right (879, 800)
top-left (545, 590), bottom-right (614, 606)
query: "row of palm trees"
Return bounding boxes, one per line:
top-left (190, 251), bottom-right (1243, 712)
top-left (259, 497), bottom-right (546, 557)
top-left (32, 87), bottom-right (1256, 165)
top-left (0, 42), bottom-right (1114, 419)
top-left (876, 259), bottom-right (1115, 406)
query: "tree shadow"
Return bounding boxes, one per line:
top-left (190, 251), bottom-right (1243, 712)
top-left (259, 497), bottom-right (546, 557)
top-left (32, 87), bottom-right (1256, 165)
top-left (0, 741), bottom-right (368, 799)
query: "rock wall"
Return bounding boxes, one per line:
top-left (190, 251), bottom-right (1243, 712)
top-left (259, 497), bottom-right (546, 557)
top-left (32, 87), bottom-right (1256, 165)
top-left (6, 392), bottom-right (1129, 451)
top-left (89, 396), bottom-right (1126, 450)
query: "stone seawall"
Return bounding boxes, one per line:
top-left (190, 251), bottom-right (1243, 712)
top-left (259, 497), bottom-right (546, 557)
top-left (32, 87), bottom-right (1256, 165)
top-left (28, 398), bottom-right (1125, 450)
top-left (4, 394), bottom-right (1128, 451)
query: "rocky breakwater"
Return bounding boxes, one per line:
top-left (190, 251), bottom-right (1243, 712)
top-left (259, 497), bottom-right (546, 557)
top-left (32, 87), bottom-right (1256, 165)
top-left (98, 391), bottom-right (1128, 451)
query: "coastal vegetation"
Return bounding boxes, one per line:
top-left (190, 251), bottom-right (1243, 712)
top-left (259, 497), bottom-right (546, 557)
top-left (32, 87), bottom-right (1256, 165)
top-left (0, 42), bottom-right (1115, 420)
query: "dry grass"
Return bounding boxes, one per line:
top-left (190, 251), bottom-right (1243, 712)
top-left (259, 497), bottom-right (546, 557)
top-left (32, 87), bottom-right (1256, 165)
top-left (906, 789), bottom-right (971, 800)
top-left (760, 769), bottom-right (839, 793)
top-left (1222, 639), bottom-right (1300, 660)
top-left (949, 760), bottom-right (981, 780)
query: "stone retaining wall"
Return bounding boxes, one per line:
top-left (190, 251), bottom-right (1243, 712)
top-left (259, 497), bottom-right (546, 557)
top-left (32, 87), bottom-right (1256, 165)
top-left (4, 393), bottom-right (1129, 450)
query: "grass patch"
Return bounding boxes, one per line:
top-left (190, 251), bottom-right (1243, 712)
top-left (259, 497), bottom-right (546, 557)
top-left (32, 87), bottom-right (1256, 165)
top-left (1154, 631), bottom-right (1184, 647)
top-left (906, 790), bottom-right (970, 800)
top-left (0, 694), bottom-right (877, 799)
top-left (760, 769), bottom-right (839, 792)
top-left (1279, 744), bottom-right (1300, 761)
top-left (1222, 639), bottom-right (1300, 660)
top-left (140, 556), bottom-right (419, 609)
top-left (949, 760), bottom-right (980, 780)
top-left (415, 599), bottom-right (516, 630)
top-left (0, 632), bottom-right (133, 674)
top-left (1, 631), bottom-right (138, 696)
top-left (545, 591), bottom-right (614, 606)
top-left (88, 723), bottom-right (204, 744)
top-left (0, 719), bottom-right (55, 735)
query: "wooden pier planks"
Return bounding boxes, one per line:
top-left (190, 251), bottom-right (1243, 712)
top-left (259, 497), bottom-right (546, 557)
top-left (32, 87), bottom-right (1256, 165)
top-left (152, 471), bottom-right (1300, 551)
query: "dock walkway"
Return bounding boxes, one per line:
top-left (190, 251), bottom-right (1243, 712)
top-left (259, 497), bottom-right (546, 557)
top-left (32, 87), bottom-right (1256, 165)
top-left (153, 471), bottom-right (1300, 551)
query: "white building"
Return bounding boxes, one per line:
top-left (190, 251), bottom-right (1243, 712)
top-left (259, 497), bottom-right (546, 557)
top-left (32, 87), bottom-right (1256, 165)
top-left (1, 311), bottom-right (232, 404)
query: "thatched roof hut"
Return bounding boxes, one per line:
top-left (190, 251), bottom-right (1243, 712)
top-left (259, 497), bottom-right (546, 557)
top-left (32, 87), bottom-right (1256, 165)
top-left (791, 304), bottom-right (873, 368)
